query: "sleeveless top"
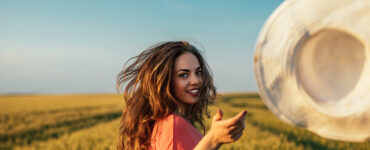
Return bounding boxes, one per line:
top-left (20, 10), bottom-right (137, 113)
top-left (150, 114), bottom-right (203, 150)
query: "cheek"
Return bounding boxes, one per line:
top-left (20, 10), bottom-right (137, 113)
top-left (197, 76), bottom-right (204, 86)
top-left (178, 80), bottom-right (187, 91)
top-left (173, 78), bottom-right (186, 95)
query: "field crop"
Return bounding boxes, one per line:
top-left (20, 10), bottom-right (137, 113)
top-left (1, 93), bottom-right (369, 150)
top-left (0, 94), bottom-right (123, 150)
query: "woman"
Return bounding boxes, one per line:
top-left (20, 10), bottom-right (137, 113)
top-left (116, 41), bottom-right (247, 150)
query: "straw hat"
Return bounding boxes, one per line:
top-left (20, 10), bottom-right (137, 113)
top-left (254, 0), bottom-right (370, 142)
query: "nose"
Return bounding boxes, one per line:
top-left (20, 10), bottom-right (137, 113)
top-left (190, 74), bottom-right (201, 85)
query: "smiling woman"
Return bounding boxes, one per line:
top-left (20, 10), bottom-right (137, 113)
top-left (172, 52), bottom-right (203, 104)
top-left (116, 41), bottom-right (247, 150)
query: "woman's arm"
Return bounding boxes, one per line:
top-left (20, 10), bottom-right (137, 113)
top-left (194, 109), bottom-right (247, 150)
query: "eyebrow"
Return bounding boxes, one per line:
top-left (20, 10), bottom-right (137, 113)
top-left (176, 66), bottom-right (202, 73)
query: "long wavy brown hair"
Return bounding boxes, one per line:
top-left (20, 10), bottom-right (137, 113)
top-left (116, 41), bottom-right (216, 150)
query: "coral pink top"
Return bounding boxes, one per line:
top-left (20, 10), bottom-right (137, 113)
top-left (150, 114), bottom-right (203, 150)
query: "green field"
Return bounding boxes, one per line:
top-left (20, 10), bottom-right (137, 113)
top-left (0, 93), bottom-right (369, 150)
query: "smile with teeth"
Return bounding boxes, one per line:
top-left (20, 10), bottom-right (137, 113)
top-left (187, 88), bottom-right (199, 96)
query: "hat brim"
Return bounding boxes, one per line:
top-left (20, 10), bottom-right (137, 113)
top-left (254, 0), bottom-right (370, 142)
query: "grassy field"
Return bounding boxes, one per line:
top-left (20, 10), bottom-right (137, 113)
top-left (0, 93), bottom-right (369, 150)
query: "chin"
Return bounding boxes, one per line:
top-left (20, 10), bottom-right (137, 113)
top-left (186, 97), bottom-right (199, 104)
top-left (178, 94), bottom-right (200, 104)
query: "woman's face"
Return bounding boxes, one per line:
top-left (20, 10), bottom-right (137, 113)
top-left (172, 52), bottom-right (203, 104)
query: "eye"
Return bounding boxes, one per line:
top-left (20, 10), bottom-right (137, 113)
top-left (179, 73), bottom-right (188, 78)
top-left (196, 70), bottom-right (203, 75)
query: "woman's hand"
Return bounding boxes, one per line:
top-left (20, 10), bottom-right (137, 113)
top-left (209, 109), bottom-right (247, 144)
top-left (194, 109), bottom-right (247, 150)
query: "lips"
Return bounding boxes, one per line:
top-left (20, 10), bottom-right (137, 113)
top-left (186, 88), bottom-right (199, 97)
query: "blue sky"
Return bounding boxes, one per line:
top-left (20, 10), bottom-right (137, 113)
top-left (0, 0), bottom-right (283, 94)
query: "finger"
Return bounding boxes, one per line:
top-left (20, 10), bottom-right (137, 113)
top-left (227, 121), bottom-right (244, 130)
top-left (227, 125), bottom-right (238, 131)
top-left (225, 110), bottom-right (247, 126)
top-left (212, 108), bottom-right (223, 122)
top-left (231, 131), bottom-right (243, 141)
top-left (241, 117), bottom-right (246, 128)
top-left (230, 125), bottom-right (244, 135)
top-left (237, 115), bottom-right (246, 128)
top-left (235, 114), bottom-right (247, 125)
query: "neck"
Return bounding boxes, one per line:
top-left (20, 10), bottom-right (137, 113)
top-left (174, 108), bottom-right (189, 120)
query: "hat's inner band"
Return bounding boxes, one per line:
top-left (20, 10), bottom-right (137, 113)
top-left (296, 28), bottom-right (369, 116)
